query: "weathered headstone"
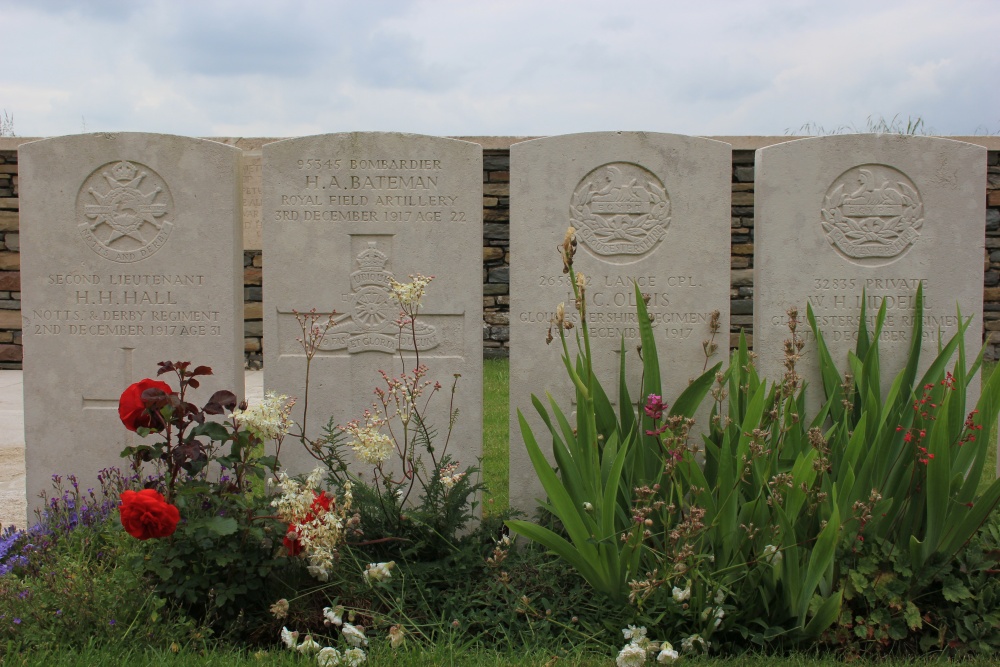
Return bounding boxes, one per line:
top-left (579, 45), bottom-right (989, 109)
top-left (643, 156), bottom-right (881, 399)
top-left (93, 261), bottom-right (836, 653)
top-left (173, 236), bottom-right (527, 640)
top-left (19, 133), bottom-right (244, 511)
top-left (754, 135), bottom-right (986, 412)
top-left (263, 132), bottom-right (482, 479)
top-left (509, 132), bottom-right (732, 513)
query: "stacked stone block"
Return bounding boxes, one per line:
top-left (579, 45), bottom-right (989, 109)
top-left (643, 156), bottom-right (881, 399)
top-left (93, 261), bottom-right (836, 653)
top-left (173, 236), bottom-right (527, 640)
top-left (0, 148), bottom-right (19, 368)
top-left (982, 150), bottom-right (1000, 359)
top-left (730, 149), bottom-right (755, 349)
top-left (482, 149), bottom-right (510, 358)
top-left (244, 249), bottom-right (263, 368)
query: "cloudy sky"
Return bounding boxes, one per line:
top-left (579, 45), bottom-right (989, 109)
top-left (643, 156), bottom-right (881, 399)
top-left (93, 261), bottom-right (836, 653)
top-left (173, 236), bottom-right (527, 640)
top-left (2, 0), bottom-right (998, 138)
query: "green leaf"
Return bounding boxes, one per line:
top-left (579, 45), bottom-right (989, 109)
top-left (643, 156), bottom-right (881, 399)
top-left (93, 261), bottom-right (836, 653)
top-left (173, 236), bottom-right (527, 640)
top-left (922, 394), bottom-right (952, 559)
top-left (190, 421), bottom-right (230, 442)
top-left (670, 363), bottom-right (722, 419)
top-left (904, 601), bottom-right (922, 630)
top-left (618, 336), bottom-right (637, 438)
top-left (590, 357), bottom-right (618, 438)
top-left (797, 503), bottom-right (840, 623)
top-left (940, 478), bottom-right (1000, 556)
top-left (505, 520), bottom-right (606, 592)
top-left (807, 303), bottom-right (844, 417)
top-left (513, 410), bottom-right (618, 595)
top-left (800, 590), bottom-right (843, 640)
top-left (204, 516), bottom-right (238, 536)
top-left (633, 284), bottom-right (664, 482)
top-left (941, 577), bottom-right (973, 602)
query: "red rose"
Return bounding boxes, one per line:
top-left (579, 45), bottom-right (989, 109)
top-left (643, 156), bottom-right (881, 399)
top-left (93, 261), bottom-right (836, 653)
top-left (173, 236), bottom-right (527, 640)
top-left (119, 489), bottom-right (181, 540)
top-left (311, 491), bottom-right (333, 514)
top-left (119, 378), bottom-right (172, 432)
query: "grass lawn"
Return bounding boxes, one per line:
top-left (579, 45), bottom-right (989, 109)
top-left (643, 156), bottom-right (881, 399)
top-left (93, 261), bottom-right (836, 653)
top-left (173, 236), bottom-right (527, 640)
top-left (12, 642), bottom-right (1000, 667)
top-left (482, 357), bottom-right (510, 512)
top-left (981, 360), bottom-right (998, 494)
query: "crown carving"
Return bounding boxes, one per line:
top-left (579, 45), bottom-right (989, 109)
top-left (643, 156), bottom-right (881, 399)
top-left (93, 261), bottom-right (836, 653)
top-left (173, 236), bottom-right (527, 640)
top-left (356, 242), bottom-right (388, 271)
top-left (111, 161), bottom-right (138, 181)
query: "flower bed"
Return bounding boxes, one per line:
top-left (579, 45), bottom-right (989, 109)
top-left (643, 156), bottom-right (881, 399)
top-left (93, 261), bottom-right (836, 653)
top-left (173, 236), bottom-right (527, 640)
top-left (3, 247), bottom-right (1000, 663)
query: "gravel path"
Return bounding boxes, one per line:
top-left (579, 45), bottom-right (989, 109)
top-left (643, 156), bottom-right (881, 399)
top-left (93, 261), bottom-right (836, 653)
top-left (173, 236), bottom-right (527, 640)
top-left (0, 446), bottom-right (25, 531)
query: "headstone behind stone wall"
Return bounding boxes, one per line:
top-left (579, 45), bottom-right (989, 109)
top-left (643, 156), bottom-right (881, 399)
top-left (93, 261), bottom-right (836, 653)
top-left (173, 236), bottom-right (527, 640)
top-left (263, 133), bottom-right (483, 479)
top-left (19, 133), bottom-right (244, 511)
top-left (509, 132), bottom-right (732, 513)
top-left (754, 135), bottom-right (986, 413)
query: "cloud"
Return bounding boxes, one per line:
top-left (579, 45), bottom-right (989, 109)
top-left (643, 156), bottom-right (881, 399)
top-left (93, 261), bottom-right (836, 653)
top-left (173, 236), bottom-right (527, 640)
top-left (3, 0), bottom-right (998, 136)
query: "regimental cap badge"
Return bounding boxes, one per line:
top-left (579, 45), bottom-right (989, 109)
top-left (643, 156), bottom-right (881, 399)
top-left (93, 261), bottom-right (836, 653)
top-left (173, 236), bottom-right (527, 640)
top-left (821, 164), bottom-right (923, 264)
top-left (76, 159), bottom-right (174, 264)
top-left (315, 242), bottom-right (441, 354)
top-left (570, 162), bottom-right (671, 258)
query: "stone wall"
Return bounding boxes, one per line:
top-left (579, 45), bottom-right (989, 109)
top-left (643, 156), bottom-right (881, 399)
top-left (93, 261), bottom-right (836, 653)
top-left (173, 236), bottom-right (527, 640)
top-left (0, 146), bottom-right (19, 365)
top-left (1, 136), bottom-right (998, 369)
top-left (729, 149), bottom-right (756, 348)
top-left (482, 148), bottom-right (511, 359)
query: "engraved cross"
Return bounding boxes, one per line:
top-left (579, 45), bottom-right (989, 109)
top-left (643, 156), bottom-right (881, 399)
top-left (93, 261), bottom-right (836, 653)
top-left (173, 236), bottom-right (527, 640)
top-left (82, 347), bottom-right (135, 446)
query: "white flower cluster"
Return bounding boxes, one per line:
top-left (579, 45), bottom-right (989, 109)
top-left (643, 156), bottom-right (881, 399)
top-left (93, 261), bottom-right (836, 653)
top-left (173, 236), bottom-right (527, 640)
top-left (671, 581), bottom-right (691, 602)
top-left (323, 605), bottom-right (344, 627)
top-left (616, 626), bottom-right (680, 666)
top-left (761, 543), bottom-right (783, 566)
top-left (680, 634), bottom-right (709, 654)
top-left (387, 625), bottom-right (405, 649)
top-left (230, 392), bottom-right (295, 442)
top-left (438, 462), bottom-right (466, 490)
top-left (362, 561), bottom-right (395, 585)
top-left (282, 620), bottom-right (370, 666)
top-left (271, 468), bottom-right (355, 581)
top-left (700, 589), bottom-right (726, 630)
top-left (341, 410), bottom-right (393, 465)
top-left (317, 646), bottom-right (366, 667)
top-left (342, 623), bottom-right (368, 648)
top-left (389, 274), bottom-right (434, 308)
top-left (270, 467), bottom-right (326, 519)
top-left (269, 598), bottom-right (289, 619)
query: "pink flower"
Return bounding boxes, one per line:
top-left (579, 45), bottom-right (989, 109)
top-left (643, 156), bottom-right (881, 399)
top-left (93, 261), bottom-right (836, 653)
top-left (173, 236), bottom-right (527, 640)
top-left (644, 394), bottom-right (667, 420)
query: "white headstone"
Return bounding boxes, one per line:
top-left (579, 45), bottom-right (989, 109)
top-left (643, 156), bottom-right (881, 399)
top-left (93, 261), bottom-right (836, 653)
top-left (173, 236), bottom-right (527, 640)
top-left (509, 132), bottom-right (732, 513)
top-left (262, 133), bottom-right (483, 480)
top-left (754, 135), bottom-right (986, 411)
top-left (19, 133), bottom-right (245, 510)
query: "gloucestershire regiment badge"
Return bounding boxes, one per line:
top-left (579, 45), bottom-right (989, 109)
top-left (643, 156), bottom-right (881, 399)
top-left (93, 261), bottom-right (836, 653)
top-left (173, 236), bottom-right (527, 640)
top-left (570, 163), bottom-right (670, 257)
top-left (821, 165), bottom-right (923, 261)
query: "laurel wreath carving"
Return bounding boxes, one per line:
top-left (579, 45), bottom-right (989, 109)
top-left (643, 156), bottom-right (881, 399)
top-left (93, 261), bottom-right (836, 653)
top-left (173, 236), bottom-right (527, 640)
top-left (570, 179), bottom-right (671, 244)
top-left (821, 169), bottom-right (923, 247)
